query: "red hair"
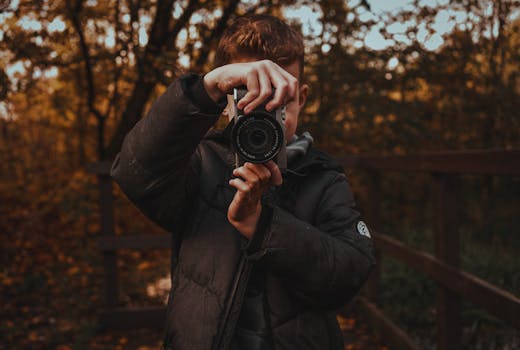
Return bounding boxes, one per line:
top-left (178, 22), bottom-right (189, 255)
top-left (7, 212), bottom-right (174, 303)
top-left (215, 14), bottom-right (304, 77)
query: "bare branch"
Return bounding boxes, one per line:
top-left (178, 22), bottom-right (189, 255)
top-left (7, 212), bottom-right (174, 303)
top-left (168, 0), bottom-right (201, 41)
top-left (66, 0), bottom-right (104, 121)
top-left (107, 0), bottom-right (198, 158)
top-left (107, 0), bottom-right (123, 119)
top-left (193, 0), bottom-right (241, 71)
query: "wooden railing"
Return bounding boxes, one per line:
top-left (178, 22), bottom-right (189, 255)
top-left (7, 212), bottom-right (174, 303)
top-left (340, 149), bottom-right (520, 350)
top-left (89, 161), bottom-right (168, 329)
top-left (90, 149), bottom-right (520, 348)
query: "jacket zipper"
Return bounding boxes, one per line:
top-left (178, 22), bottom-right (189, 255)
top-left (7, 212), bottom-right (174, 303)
top-left (212, 253), bottom-right (253, 350)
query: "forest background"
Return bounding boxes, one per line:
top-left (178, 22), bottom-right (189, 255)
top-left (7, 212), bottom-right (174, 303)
top-left (0, 0), bottom-right (518, 349)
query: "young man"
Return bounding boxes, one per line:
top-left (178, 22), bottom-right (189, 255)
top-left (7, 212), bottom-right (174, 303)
top-left (111, 14), bottom-right (374, 350)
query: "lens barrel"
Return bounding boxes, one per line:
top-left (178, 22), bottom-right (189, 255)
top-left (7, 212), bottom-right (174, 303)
top-left (231, 111), bottom-right (284, 163)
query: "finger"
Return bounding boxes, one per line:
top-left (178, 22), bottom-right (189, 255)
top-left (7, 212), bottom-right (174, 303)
top-left (266, 71), bottom-right (298, 111)
top-left (244, 68), bottom-right (273, 114)
top-left (229, 178), bottom-right (250, 193)
top-left (233, 165), bottom-right (260, 187)
top-left (244, 162), bottom-right (271, 187)
top-left (264, 161), bottom-right (283, 186)
top-left (266, 66), bottom-right (291, 110)
top-left (215, 75), bottom-right (242, 96)
top-left (229, 178), bottom-right (262, 205)
top-left (237, 70), bottom-right (260, 111)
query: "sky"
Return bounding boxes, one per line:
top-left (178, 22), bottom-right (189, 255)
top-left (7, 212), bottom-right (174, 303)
top-left (1, 0), bottom-right (511, 90)
top-left (283, 0), bottom-right (475, 51)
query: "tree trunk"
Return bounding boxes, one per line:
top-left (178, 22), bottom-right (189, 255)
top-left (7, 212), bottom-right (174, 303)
top-left (106, 78), bottom-right (157, 159)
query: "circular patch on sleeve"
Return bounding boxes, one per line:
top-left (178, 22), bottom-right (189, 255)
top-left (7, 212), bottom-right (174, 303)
top-left (357, 221), bottom-right (371, 238)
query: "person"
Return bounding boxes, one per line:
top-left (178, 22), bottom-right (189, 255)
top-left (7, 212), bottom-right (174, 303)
top-left (111, 14), bottom-right (375, 350)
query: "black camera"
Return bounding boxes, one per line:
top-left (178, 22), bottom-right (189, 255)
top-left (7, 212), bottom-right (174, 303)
top-left (230, 87), bottom-right (287, 171)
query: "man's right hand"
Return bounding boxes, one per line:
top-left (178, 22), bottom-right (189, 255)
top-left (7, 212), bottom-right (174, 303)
top-left (203, 59), bottom-right (299, 114)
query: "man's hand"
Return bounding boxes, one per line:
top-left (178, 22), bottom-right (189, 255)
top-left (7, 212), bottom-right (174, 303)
top-left (227, 161), bottom-right (283, 239)
top-left (203, 60), bottom-right (298, 114)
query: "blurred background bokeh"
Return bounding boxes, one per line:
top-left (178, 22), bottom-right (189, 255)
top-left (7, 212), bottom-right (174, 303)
top-left (0, 0), bottom-right (518, 349)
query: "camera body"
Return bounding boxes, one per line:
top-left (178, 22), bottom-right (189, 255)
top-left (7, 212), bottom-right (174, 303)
top-left (230, 87), bottom-right (287, 171)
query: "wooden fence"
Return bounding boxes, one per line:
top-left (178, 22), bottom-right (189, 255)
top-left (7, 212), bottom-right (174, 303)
top-left (341, 149), bottom-right (520, 350)
top-left (89, 161), bottom-right (168, 329)
top-left (90, 149), bottom-right (520, 348)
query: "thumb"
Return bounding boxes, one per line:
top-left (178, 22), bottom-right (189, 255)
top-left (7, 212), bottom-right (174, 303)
top-left (265, 161), bottom-right (283, 186)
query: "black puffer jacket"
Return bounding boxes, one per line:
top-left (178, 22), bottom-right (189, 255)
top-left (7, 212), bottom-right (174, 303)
top-left (111, 75), bottom-right (375, 350)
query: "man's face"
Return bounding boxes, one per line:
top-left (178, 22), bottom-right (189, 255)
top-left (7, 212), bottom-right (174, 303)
top-left (227, 57), bottom-right (309, 141)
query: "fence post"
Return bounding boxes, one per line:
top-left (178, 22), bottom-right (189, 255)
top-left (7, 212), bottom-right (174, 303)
top-left (432, 173), bottom-right (461, 350)
top-left (366, 170), bottom-right (382, 303)
top-left (98, 173), bottom-right (119, 307)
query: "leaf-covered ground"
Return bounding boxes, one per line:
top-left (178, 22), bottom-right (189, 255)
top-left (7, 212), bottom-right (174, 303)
top-left (0, 169), bottom-right (387, 350)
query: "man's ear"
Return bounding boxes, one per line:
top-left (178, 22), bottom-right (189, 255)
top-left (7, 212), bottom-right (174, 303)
top-left (298, 84), bottom-right (309, 108)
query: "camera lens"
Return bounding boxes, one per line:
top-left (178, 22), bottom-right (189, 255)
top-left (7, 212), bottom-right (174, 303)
top-left (249, 129), bottom-right (267, 148)
top-left (231, 112), bottom-right (284, 163)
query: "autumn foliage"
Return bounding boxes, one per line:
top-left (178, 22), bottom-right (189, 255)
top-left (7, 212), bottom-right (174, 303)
top-left (1, 0), bottom-right (518, 349)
